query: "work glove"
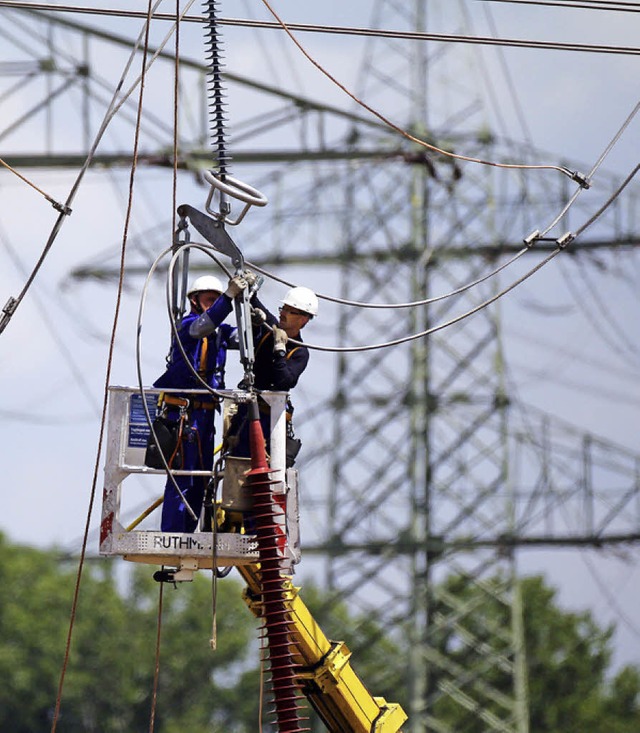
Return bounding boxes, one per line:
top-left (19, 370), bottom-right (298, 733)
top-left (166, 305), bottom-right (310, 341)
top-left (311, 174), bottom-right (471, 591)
top-left (251, 307), bottom-right (267, 326)
top-left (244, 271), bottom-right (258, 288)
top-left (272, 326), bottom-right (288, 356)
top-left (225, 275), bottom-right (247, 299)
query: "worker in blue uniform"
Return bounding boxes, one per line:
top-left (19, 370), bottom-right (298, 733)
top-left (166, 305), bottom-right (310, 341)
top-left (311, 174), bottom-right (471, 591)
top-left (224, 284), bottom-right (318, 461)
top-left (153, 274), bottom-right (245, 532)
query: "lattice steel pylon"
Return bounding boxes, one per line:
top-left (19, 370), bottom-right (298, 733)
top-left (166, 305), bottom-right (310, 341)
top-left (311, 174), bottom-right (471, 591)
top-left (317, 3), bottom-right (528, 731)
top-left (292, 3), bottom-right (638, 733)
top-left (3, 4), bottom-right (640, 733)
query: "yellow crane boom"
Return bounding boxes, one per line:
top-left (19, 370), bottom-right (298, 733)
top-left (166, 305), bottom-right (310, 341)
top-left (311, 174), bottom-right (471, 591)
top-left (239, 565), bottom-right (407, 733)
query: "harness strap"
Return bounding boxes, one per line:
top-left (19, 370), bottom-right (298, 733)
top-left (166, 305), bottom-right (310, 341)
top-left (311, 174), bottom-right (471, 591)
top-left (198, 336), bottom-right (209, 378)
top-left (256, 331), bottom-right (271, 355)
top-left (256, 329), bottom-right (301, 360)
top-left (162, 394), bottom-right (218, 410)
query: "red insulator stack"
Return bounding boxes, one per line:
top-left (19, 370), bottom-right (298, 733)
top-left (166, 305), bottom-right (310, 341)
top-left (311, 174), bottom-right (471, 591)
top-left (245, 402), bottom-right (307, 732)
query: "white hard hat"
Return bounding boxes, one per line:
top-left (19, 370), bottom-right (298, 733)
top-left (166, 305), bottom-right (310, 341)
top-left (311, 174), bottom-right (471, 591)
top-left (187, 275), bottom-right (223, 297)
top-left (281, 286), bottom-right (318, 317)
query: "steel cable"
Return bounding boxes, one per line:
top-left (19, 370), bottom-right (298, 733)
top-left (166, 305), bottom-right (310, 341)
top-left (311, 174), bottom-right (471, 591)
top-left (257, 0), bottom-right (589, 185)
top-left (49, 3), bottom-right (157, 730)
top-left (0, 0), bottom-right (197, 336)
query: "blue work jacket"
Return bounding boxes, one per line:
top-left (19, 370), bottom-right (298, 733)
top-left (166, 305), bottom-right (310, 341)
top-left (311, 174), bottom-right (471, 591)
top-left (154, 296), bottom-right (238, 391)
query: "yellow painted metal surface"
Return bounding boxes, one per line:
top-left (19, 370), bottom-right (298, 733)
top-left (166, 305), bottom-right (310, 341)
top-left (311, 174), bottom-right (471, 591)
top-left (239, 565), bottom-right (407, 733)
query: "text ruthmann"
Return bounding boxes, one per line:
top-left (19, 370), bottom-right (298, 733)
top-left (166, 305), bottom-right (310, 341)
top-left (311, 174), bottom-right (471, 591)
top-left (153, 535), bottom-right (206, 550)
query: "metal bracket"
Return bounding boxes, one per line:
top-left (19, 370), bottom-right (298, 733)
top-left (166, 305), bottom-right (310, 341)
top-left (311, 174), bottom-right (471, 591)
top-left (175, 203), bottom-right (255, 382)
top-left (153, 558), bottom-right (199, 584)
top-left (176, 204), bottom-right (243, 269)
top-left (204, 170), bottom-right (268, 226)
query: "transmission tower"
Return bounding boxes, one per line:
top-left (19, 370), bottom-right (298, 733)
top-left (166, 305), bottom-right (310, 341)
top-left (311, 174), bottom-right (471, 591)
top-left (321, 3), bottom-right (529, 730)
top-left (294, 3), bottom-right (640, 732)
top-left (2, 4), bottom-right (640, 733)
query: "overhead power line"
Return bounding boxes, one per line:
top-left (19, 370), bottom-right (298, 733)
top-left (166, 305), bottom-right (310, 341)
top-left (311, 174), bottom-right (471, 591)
top-left (483, 0), bottom-right (640, 13)
top-left (1, 1), bottom-right (640, 56)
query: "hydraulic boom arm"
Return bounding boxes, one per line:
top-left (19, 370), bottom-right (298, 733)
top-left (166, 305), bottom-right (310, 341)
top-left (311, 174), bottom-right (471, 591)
top-left (239, 565), bottom-right (407, 733)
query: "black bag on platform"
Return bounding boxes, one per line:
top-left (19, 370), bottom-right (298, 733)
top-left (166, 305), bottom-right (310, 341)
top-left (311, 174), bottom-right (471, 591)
top-left (286, 435), bottom-right (302, 468)
top-left (144, 415), bottom-right (183, 469)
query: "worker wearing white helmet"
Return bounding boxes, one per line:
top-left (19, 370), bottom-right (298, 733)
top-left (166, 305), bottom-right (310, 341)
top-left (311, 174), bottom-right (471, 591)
top-left (247, 283), bottom-right (316, 391)
top-left (280, 286), bottom-right (318, 319)
top-left (152, 273), bottom-right (242, 533)
top-left (214, 280), bottom-right (316, 467)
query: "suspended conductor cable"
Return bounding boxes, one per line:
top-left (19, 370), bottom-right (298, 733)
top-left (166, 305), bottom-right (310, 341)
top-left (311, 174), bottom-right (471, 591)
top-left (483, 0), bottom-right (640, 13)
top-left (0, 0), bottom-right (196, 337)
top-left (50, 4), bottom-right (155, 730)
top-left (7, 2), bottom-right (640, 57)
top-left (258, 0), bottom-right (590, 187)
top-left (246, 244), bottom-right (533, 310)
top-left (574, 162), bottom-right (640, 238)
top-left (284, 245), bottom-right (566, 353)
top-left (537, 100), bottom-right (640, 239)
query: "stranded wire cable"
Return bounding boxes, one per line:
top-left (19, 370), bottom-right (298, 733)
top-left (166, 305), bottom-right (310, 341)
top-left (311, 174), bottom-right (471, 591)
top-left (482, 0), bottom-right (640, 13)
top-left (0, 0), bottom-right (197, 337)
top-left (181, 238), bottom-right (563, 354)
top-left (283, 244), bottom-right (566, 354)
top-left (258, 0), bottom-right (591, 188)
top-left (537, 98), bottom-right (640, 240)
top-left (245, 244), bottom-right (534, 310)
top-left (6, 2), bottom-right (640, 57)
top-left (49, 3), bottom-right (156, 731)
top-left (257, 0), bottom-right (640, 239)
top-left (288, 153), bottom-right (640, 353)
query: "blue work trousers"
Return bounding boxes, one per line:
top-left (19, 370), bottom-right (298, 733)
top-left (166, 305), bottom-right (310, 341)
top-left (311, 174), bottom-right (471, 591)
top-left (160, 408), bottom-right (217, 533)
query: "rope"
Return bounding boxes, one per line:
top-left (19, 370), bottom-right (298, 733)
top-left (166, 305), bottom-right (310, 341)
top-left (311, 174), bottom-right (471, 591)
top-left (148, 580), bottom-right (165, 733)
top-left (49, 3), bottom-right (156, 730)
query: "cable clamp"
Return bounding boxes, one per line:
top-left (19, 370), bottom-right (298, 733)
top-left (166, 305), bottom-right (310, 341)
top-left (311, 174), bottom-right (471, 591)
top-left (172, 216), bottom-right (191, 251)
top-left (523, 229), bottom-right (541, 247)
top-left (0, 296), bottom-right (18, 335)
top-left (570, 171), bottom-right (591, 190)
top-left (47, 196), bottom-right (72, 216)
top-left (556, 231), bottom-right (575, 249)
top-left (2, 296), bottom-right (18, 317)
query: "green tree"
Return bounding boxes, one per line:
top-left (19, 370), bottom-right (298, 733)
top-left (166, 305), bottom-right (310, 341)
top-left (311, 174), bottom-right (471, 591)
top-left (0, 533), bottom-right (257, 732)
top-left (522, 575), bottom-right (640, 733)
top-left (2, 532), bottom-right (639, 733)
top-left (429, 573), bottom-right (640, 733)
